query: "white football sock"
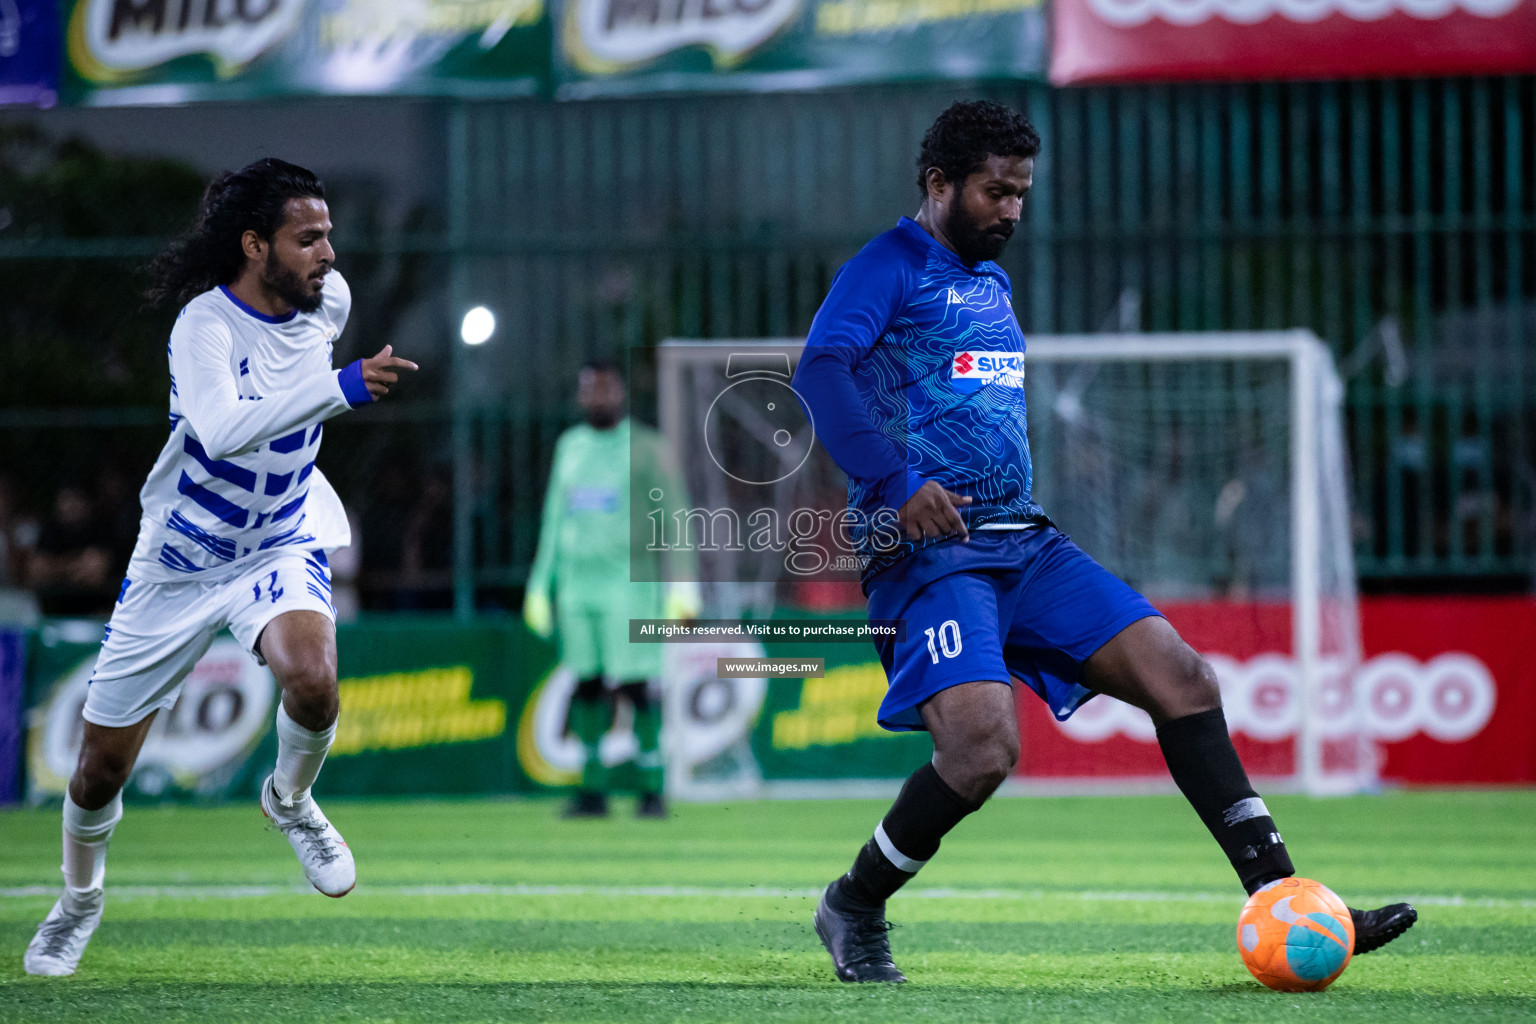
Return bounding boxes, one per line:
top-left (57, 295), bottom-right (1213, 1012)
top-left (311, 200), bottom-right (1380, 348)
top-left (274, 704), bottom-right (336, 809)
top-left (62, 792), bottom-right (121, 896)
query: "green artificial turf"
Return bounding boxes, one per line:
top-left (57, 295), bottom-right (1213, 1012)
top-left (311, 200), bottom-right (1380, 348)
top-left (1, 791), bottom-right (1532, 1023)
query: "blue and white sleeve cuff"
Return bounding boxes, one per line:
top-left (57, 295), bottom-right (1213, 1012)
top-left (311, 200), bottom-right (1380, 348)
top-left (337, 360), bottom-right (373, 409)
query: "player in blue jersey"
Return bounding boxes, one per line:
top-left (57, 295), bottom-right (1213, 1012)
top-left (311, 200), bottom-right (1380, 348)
top-left (793, 100), bottom-right (1416, 984)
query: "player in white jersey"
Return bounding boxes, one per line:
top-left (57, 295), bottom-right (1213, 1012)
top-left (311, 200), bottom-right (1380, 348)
top-left (24, 158), bottom-right (418, 977)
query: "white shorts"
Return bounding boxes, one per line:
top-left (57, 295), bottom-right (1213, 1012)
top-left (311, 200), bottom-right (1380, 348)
top-left (83, 550), bottom-right (335, 728)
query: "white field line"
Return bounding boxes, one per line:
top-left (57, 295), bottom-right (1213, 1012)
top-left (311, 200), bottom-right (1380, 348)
top-left (0, 883), bottom-right (1532, 910)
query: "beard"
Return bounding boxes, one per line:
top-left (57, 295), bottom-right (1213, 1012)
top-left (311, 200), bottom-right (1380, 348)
top-left (264, 249), bottom-right (325, 314)
top-left (583, 406), bottom-right (622, 430)
top-left (944, 198), bottom-right (1015, 264)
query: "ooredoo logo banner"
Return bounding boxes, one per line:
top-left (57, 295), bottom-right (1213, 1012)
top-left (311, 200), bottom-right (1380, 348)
top-left (1015, 596), bottom-right (1536, 785)
top-left (1050, 0), bottom-right (1536, 83)
top-left (1054, 651), bottom-right (1497, 745)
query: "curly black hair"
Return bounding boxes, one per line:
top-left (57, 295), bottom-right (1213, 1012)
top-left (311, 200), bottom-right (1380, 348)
top-left (580, 356), bottom-right (624, 379)
top-left (915, 100), bottom-right (1041, 198)
top-left (144, 158), bottom-right (325, 309)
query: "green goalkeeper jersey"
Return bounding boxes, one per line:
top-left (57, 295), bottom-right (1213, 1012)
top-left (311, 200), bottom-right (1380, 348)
top-left (525, 417), bottom-right (691, 610)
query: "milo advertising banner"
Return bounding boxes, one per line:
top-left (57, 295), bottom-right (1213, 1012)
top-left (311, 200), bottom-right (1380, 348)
top-left (555, 0), bottom-right (1047, 97)
top-left (60, 0), bottom-right (1045, 105)
top-left (517, 640), bottom-right (774, 795)
top-left (519, 634), bottom-right (929, 798)
top-left (26, 622), bottom-right (279, 803)
top-left (62, 0), bottom-right (548, 104)
top-left (745, 622), bottom-right (930, 789)
top-left (22, 618), bottom-right (545, 803)
top-left (315, 618), bottom-right (542, 796)
top-left (20, 612), bottom-right (923, 804)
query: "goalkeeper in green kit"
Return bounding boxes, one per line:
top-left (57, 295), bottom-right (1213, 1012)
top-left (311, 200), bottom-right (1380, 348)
top-left (523, 358), bottom-right (699, 818)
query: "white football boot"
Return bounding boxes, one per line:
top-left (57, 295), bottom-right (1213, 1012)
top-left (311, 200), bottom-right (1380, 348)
top-left (24, 888), bottom-right (104, 976)
top-left (260, 774), bottom-right (356, 897)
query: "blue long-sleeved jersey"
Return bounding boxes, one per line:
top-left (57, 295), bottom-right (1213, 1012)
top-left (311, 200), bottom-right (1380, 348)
top-left (792, 217), bottom-right (1046, 581)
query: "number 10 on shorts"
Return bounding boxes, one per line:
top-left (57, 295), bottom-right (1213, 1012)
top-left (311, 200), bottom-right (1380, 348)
top-left (924, 620), bottom-right (963, 664)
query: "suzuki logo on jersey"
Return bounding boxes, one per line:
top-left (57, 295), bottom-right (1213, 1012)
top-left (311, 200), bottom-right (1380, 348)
top-left (952, 351), bottom-right (1026, 392)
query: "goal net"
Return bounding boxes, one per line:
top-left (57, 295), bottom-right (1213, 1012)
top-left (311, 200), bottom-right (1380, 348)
top-left (652, 333), bottom-right (1372, 798)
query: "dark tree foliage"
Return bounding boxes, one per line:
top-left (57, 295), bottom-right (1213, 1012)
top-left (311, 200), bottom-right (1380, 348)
top-left (0, 128), bottom-right (441, 560)
top-left (0, 125), bottom-right (207, 407)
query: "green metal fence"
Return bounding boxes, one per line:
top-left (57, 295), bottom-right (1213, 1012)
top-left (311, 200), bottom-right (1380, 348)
top-left (3, 75), bottom-right (1532, 614)
top-left (446, 76), bottom-right (1534, 600)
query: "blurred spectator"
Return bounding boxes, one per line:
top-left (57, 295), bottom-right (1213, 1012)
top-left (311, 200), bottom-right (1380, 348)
top-left (0, 476), bottom-right (42, 626)
top-left (358, 462), bottom-right (452, 610)
top-left (1211, 440), bottom-right (1287, 600)
top-left (93, 465), bottom-right (143, 573)
top-left (328, 504), bottom-right (363, 623)
top-left (398, 469), bottom-right (453, 610)
top-left (0, 475), bottom-right (32, 588)
top-left (28, 484), bottom-right (117, 616)
top-left (358, 463), bottom-right (413, 609)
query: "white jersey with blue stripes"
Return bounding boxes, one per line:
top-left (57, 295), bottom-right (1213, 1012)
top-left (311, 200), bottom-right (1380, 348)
top-left (127, 272), bottom-right (365, 583)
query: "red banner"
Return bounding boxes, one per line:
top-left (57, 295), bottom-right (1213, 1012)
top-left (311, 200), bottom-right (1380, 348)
top-left (1050, 0), bottom-right (1536, 84)
top-left (1016, 596), bottom-right (1536, 786)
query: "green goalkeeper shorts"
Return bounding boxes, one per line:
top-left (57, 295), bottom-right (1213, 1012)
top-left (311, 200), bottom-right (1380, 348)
top-left (556, 590), bottom-right (663, 682)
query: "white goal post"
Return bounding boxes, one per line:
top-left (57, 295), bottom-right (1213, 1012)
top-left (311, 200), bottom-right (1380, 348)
top-left (654, 332), bottom-right (1373, 798)
top-left (1023, 332), bottom-right (1369, 796)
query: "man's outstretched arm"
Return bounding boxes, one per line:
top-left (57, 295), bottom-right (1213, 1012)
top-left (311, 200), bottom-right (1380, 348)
top-left (172, 317), bottom-right (415, 460)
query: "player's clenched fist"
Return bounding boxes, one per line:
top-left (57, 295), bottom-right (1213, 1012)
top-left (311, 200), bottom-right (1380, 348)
top-left (898, 480), bottom-right (971, 542)
top-left (360, 345), bottom-right (418, 398)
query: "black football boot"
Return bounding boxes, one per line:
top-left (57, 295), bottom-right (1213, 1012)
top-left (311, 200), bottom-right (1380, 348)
top-left (813, 880), bottom-right (906, 983)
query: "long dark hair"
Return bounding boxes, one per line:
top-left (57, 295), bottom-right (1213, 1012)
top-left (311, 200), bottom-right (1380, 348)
top-left (144, 158), bottom-right (325, 309)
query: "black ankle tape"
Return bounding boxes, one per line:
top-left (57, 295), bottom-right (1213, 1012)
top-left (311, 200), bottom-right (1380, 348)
top-left (1239, 836), bottom-right (1295, 895)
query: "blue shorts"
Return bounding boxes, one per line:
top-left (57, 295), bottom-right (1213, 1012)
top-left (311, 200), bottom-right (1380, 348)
top-left (865, 527), bottom-right (1160, 732)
